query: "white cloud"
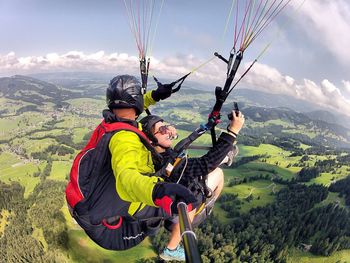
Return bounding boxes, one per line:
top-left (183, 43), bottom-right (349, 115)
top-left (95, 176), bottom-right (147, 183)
top-left (342, 80), bottom-right (350, 97)
top-left (241, 62), bottom-right (350, 116)
top-left (0, 50), bottom-right (226, 85)
top-left (292, 0), bottom-right (350, 65)
top-left (242, 62), bottom-right (297, 97)
top-left (0, 51), bottom-right (140, 76)
top-left (1, 51), bottom-right (350, 117)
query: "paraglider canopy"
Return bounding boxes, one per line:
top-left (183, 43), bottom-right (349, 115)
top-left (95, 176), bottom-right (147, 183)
top-left (123, 0), bottom-right (164, 93)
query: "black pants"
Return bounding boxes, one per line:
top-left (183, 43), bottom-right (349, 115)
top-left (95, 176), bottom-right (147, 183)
top-left (72, 204), bottom-right (170, 251)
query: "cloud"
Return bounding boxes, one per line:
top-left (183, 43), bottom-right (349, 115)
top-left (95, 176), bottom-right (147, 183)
top-left (1, 51), bottom-right (350, 117)
top-left (292, 0), bottom-right (350, 65)
top-left (0, 50), bottom-right (227, 86)
top-left (342, 80), bottom-right (350, 97)
top-left (0, 51), bottom-right (140, 76)
top-left (242, 62), bottom-right (350, 116)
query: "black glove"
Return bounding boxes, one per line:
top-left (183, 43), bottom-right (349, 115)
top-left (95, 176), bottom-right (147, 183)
top-left (152, 182), bottom-right (197, 216)
top-left (151, 77), bottom-right (174, 101)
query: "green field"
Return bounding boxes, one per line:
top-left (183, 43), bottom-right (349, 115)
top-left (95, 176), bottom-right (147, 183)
top-left (212, 205), bottom-right (231, 224)
top-left (224, 179), bottom-right (285, 213)
top-left (30, 128), bottom-right (65, 138)
top-left (0, 97), bottom-right (34, 115)
top-left (224, 161), bottom-right (296, 180)
top-left (32, 226), bottom-right (48, 251)
top-left (66, 97), bottom-right (105, 111)
top-left (310, 172), bottom-right (344, 186)
top-left (72, 127), bottom-right (90, 144)
top-left (50, 161), bottom-right (71, 181)
top-left (11, 137), bottom-right (58, 154)
top-left (250, 119), bottom-right (294, 128)
top-left (288, 248), bottom-right (350, 263)
top-left (0, 152), bottom-right (45, 197)
top-left (283, 128), bottom-right (318, 139)
top-left (239, 144), bottom-right (304, 174)
top-left (314, 192), bottom-right (347, 209)
top-left (0, 209), bottom-right (12, 236)
top-left (0, 112), bottom-right (46, 134)
top-left (175, 129), bottom-right (212, 146)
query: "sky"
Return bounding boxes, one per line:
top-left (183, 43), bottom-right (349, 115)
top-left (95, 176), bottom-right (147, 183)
top-left (1, 0), bottom-right (350, 116)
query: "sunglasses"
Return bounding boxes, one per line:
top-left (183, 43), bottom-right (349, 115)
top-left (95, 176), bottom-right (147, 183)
top-left (154, 125), bottom-right (179, 140)
top-left (154, 125), bottom-right (170, 135)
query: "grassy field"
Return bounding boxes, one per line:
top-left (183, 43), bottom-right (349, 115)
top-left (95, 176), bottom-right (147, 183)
top-left (174, 129), bottom-right (212, 146)
top-left (0, 152), bottom-right (46, 197)
top-left (288, 248), bottom-right (350, 263)
top-left (11, 137), bottom-right (58, 154)
top-left (308, 163), bottom-right (350, 187)
top-left (50, 161), bottom-right (71, 181)
top-left (0, 152), bottom-right (17, 170)
top-left (32, 226), bottom-right (48, 251)
top-left (59, 116), bottom-right (101, 131)
top-left (310, 172), bottom-right (343, 186)
top-left (249, 119), bottom-right (294, 128)
top-left (72, 127), bottom-right (90, 144)
top-left (239, 143), bottom-right (291, 158)
top-left (239, 144), bottom-right (303, 174)
top-left (314, 192), bottom-right (347, 209)
top-left (30, 128), bottom-right (65, 138)
top-left (0, 112), bottom-right (46, 134)
top-left (282, 128), bottom-right (318, 139)
top-left (0, 97), bottom-right (34, 115)
top-left (66, 98), bottom-right (105, 112)
top-left (299, 143), bottom-right (312, 150)
top-left (224, 179), bottom-right (285, 213)
top-left (0, 209), bottom-right (12, 237)
top-left (224, 161), bottom-right (296, 181)
top-left (212, 205), bottom-right (231, 224)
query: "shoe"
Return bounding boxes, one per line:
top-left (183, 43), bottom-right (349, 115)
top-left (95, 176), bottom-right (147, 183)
top-left (159, 245), bottom-right (186, 261)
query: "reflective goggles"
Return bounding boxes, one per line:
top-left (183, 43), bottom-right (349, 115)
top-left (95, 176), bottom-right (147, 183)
top-left (154, 125), bottom-right (178, 139)
top-left (154, 125), bottom-right (171, 135)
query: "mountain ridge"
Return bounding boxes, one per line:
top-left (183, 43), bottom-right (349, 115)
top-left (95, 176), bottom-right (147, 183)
top-left (1, 74), bottom-right (349, 148)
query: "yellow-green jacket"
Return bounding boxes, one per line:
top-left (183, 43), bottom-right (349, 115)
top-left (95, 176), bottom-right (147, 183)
top-left (109, 91), bottom-right (162, 215)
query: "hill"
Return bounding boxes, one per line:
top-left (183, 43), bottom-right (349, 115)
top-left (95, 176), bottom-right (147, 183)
top-left (30, 72), bottom-right (350, 129)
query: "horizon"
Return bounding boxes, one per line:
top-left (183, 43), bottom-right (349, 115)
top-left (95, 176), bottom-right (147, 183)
top-left (4, 72), bottom-right (350, 125)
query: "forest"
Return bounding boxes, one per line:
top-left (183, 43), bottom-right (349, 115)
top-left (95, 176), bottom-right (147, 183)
top-left (142, 183), bottom-right (350, 263)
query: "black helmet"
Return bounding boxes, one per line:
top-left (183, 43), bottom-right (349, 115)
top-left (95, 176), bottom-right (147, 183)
top-left (106, 75), bottom-right (144, 115)
top-left (139, 115), bottom-right (164, 143)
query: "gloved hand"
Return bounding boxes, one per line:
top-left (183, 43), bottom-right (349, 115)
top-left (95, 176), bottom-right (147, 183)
top-left (151, 77), bottom-right (174, 101)
top-left (152, 182), bottom-right (197, 216)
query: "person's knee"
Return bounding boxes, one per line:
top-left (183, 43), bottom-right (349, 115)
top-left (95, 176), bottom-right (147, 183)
top-left (207, 168), bottom-right (224, 192)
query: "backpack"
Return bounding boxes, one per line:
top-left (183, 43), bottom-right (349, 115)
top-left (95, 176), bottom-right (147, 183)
top-left (65, 120), bottom-right (155, 250)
